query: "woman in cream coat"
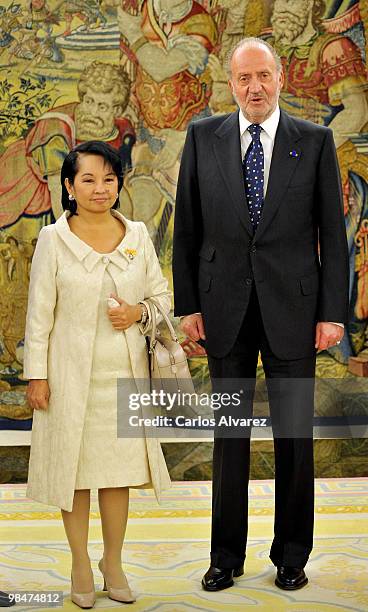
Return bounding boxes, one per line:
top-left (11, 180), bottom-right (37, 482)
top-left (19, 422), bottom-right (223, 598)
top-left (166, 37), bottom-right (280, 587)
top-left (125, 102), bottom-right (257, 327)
top-left (24, 140), bottom-right (171, 608)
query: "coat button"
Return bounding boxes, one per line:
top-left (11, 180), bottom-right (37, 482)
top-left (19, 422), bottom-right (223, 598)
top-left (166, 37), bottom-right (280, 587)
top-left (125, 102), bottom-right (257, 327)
top-left (246, 278), bottom-right (252, 286)
top-left (102, 256), bottom-right (109, 264)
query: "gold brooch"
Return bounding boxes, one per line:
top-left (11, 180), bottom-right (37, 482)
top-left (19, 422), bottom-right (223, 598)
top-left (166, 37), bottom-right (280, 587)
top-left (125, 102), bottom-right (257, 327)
top-left (124, 248), bottom-right (136, 260)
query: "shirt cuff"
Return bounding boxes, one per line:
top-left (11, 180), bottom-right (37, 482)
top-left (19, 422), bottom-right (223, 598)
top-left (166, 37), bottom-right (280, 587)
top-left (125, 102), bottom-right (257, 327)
top-left (179, 313), bottom-right (201, 319)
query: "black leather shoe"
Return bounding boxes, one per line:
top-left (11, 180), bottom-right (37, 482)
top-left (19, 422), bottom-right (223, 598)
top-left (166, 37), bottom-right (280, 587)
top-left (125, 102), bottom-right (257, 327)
top-left (0, 591), bottom-right (16, 607)
top-left (275, 566), bottom-right (308, 590)
top-left (202, 564), bottom-right (244, 591)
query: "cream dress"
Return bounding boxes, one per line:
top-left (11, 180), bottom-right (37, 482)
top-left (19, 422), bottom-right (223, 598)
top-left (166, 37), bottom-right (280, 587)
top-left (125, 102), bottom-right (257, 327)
top-left (25, 212), bottom-right (172, 511)
top-left (74, 259), bottom-right (151, 489)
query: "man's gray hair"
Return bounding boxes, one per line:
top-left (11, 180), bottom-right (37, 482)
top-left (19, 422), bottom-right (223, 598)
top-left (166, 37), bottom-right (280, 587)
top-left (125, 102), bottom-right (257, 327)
top-left (225, 37), bottom-right (282, 78)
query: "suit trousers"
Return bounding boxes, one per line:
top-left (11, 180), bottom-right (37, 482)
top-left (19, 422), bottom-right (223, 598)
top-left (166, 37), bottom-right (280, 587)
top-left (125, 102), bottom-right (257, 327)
top-left (207, 285), bottom-right (316, 569)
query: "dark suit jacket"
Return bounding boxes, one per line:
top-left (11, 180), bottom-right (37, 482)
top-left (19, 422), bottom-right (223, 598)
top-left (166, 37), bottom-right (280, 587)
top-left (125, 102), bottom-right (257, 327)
top-left (172, 109), bottom-right (349, 360)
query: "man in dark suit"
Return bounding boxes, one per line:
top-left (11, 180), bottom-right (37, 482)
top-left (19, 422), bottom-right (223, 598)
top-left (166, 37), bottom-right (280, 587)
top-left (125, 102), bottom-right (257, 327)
top-left (172, 38), bottom-right (349, 591)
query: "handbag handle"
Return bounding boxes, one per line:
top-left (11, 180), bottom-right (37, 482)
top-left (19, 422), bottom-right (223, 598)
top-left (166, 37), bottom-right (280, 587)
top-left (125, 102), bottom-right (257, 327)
top-left (146, 297), bottom-right (178, 352)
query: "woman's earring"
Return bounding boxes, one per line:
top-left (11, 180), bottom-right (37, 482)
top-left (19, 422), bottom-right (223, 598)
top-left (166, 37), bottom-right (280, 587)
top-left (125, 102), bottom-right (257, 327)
top-left (68, 194), bottom-right (74, 201)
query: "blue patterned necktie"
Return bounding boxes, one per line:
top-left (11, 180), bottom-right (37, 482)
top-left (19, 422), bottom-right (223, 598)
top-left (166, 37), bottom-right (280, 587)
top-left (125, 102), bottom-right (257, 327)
top-left (242, 124), bottom-right (264, 230)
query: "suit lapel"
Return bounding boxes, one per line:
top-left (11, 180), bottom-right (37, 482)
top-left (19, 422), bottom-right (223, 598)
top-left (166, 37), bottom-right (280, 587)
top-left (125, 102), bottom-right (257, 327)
top-left (213, 111), bottom-right (254, 236)
top-left (254, 110), bottom-right (302, 241)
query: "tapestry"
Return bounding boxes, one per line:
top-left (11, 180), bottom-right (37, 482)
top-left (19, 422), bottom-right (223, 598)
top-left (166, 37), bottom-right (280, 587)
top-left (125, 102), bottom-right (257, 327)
top-left (0, 0), bottom-right (367, 454)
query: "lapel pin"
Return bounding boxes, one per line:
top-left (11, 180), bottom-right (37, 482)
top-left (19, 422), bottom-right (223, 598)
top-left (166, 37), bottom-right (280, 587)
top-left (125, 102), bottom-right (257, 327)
top-left (289, 150), bottom-right (299, 158)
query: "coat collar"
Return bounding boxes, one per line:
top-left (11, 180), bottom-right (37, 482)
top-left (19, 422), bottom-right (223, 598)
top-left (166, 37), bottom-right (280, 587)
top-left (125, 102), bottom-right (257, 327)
top-left (54, 210), bottom-right (140, 272)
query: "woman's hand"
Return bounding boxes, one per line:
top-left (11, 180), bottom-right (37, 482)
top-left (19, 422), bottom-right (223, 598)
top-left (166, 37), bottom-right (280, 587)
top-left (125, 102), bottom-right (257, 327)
top-left (27, 380), bottom-right (50, 410)
top-left (107, 293), bottom-right (142, 330)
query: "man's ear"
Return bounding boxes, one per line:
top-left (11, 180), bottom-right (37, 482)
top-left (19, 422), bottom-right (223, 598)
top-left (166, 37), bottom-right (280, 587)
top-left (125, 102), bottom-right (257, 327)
top-left (278, 69), bottom-right (284, 89)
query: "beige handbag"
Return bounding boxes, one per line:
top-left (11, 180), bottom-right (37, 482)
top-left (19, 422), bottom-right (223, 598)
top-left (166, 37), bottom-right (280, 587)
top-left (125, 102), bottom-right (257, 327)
top-left (145, 297), bottom-right (195, 395)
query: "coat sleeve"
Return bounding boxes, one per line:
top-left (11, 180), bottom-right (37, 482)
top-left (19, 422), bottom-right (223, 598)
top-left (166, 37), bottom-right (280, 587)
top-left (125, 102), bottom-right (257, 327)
top-left (138, 222), bottom-right (172, 334)
top-left (315, 128), bottom-right (349, 323)
top-left (23, 226), bottom-right (57, 379)
top-left (172, 123), bottom-right (203, 317)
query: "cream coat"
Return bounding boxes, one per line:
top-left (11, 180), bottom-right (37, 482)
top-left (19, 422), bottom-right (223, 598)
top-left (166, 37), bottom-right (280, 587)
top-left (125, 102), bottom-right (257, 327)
top-left (24, 210), bottom-right (172, 512)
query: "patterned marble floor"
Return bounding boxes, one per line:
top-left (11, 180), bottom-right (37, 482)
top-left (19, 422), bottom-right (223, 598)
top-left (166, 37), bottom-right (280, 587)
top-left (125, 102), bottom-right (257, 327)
top-left (0, 479), bottom-right (367, 611)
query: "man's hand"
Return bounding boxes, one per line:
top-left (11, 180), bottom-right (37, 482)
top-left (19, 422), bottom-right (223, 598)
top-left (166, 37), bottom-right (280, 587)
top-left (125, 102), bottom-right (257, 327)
top-left (315, 322), bottom-right (344, 351)
top-left (27, 380), bottom-right (50, 411)
top-left (180, 314), bottom-right (206, 343)
top-left (108, 293), bottom-right (141, 330)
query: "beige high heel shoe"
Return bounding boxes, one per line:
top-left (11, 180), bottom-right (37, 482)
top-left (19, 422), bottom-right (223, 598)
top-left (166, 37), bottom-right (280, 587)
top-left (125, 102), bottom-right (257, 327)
top-left (70, 573), bottom-right (96, 609)
top-left (98, 558), bottom-right (136, 603)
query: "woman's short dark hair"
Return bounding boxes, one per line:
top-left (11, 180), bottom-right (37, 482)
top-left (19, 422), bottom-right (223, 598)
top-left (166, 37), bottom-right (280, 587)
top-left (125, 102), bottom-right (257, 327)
top-left (60, 140), bottom-right (124, 216)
